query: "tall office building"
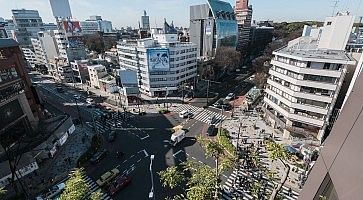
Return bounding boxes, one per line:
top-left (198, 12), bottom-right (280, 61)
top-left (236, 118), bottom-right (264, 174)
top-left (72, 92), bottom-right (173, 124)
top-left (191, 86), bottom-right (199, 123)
top-left (31, 31), bottom-right (59, 65)
top-left (49, 0), bottom-right (72, 19)
top-left (235, 0), bottom-right (253, 53)
top-left (141, 10), bottom-right (150, 30)
top-left (263, 13), bottom-right (356, 142)
top-left (11, 9), bottom-right (45, 47)
top-left (298, 64), bottom-right (363, 200)
top-left (80, 16), bottom-right (113, 34)
top-left (190, 0), bottom-right (238, 59)
top-left (117, 21), bottom-right (198, 97)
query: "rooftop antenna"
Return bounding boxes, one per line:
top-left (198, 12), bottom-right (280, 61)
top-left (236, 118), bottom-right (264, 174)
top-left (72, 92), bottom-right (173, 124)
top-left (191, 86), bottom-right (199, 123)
top-left (331, 0), bottom-right (339, 16)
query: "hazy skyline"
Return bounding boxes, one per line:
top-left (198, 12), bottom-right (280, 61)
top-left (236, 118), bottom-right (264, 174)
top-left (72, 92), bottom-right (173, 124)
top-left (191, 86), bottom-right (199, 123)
top-left (1, 0), bottom-right (362, 28)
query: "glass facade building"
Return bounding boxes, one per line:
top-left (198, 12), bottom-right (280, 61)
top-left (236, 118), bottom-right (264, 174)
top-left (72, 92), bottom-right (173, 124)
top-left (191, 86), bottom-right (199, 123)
top-left (190, 0), bottom-right (238, 59)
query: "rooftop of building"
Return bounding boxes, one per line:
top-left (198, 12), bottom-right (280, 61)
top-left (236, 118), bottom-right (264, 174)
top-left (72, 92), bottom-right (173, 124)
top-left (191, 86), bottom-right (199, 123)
top-left (87, 64), bottom-right (105, 69)
top-left (0, 38), bottom-right (18, 48)
top-left (99, 75), bottom-right (115, 83)
top-left (275, 37), bottom-right (355, 62)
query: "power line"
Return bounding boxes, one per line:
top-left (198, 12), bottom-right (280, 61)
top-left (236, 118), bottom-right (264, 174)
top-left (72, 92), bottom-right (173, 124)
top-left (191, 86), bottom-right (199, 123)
top-left (331, 0), bottom-right (339, 16)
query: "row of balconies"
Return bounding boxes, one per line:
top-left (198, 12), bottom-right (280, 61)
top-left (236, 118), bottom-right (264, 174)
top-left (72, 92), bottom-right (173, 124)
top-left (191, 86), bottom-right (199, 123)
top-left (264, 97), bottom-right (325, 127)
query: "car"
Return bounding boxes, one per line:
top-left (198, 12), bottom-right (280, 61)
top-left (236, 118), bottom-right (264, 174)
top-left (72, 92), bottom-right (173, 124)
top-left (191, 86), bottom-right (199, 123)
top-left (56, 86), bottom-right (64, 93)
top-left (86, 98), bottom-right (95, 104)
top-left (208, 115), bottom-right (217, 124)
top-left (90, 149), bottom-right (108, 164)
top-left (206, 125), bottom-right (216, 136)
top-left (44, 182), bottom-right (65, 199)
top-left (187, 112), bottom-right (194, 119)
top-left (179, 110), bottom-right (189, 118)
top-left (108, 176), bottom-right (132, 196)
top-left (96, 168), bottom-right (120, 187)
top-left (108, 131), bottom-right (116, 142)
top-left (213, 100), bottom-right (224, 107)
top-left (73, 94), bottom-right (81, 100)
top-left (225, 93), bottom-right (235, 101)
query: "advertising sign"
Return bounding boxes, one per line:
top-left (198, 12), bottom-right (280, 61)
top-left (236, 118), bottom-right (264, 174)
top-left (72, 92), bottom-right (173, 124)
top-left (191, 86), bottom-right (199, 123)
top-left (147, 49), bottom-right (170, 71)
top-left (63, 21), bottom-right (82, 33)
top-left (68, 36), bottom-right (84, 48)
top-left (205, 25), bottom-right (212, 36)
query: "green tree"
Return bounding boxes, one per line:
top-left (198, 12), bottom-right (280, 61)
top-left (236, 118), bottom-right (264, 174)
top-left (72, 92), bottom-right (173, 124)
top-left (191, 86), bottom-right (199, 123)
top-left (60, 168), bottom-right (90, 200)
top-left (158, 166), bottom-right (185, 189)
top-left (251, 181), bottom-right (262, 199)
top-left (266, 141), bottom-right (291, 200)
top-left (90, 191), bottom-right (103, 200)
top-left (0, 187), bottom-right (6, 199)
top-left (185, 163), bottom-right (217, 200)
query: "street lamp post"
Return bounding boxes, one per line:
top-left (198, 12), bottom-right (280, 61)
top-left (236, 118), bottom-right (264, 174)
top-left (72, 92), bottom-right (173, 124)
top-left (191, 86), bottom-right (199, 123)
top-left (149, 155), bottom-right (155, 199)
top-left (206, 80), bottom-right (210, 107)
top-left (218, 105), bottom-right (224, 134)
top-left (165, 87), bottom-right (168, 111)
top-left (74, 97), bottom-right (83, 128)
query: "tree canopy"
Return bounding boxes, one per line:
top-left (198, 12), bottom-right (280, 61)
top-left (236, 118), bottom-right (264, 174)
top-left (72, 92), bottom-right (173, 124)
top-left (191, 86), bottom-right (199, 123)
top-left (158, 166), bottom-right (185, 189)
top-left (60, 168), bottom-right (90, 200)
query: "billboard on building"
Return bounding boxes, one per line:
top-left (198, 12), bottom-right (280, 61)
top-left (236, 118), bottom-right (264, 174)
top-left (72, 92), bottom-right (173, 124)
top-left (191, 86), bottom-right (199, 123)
top-left (147, 48), bottom-right (170, 71)
top-left (205, 25), bottom-right (212, 36)
top-left (63, 21), bottom-right (81, 33)
top-left (68, 36), bottom-right (84, 48)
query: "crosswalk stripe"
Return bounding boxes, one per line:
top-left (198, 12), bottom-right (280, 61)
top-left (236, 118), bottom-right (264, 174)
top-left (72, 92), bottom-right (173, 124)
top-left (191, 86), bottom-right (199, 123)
top-left (193, 109), bottom-right (227, 126)
top-left (222, 166), bottom-right (300, 200)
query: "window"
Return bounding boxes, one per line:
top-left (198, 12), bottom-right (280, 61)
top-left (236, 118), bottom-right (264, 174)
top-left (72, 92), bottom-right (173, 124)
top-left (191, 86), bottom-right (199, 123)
top-left (323, 63), bottom-right (330, 69)
top-left (327, 22), bottom-right (332, 25)
top-left (306, 61), bottom-right (311, 68)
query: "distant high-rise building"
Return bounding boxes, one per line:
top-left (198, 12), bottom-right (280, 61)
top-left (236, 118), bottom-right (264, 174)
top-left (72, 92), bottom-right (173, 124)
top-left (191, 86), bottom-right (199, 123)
top-left (11, 9), bottom-right (45, 47)
top-left (49, 0), bottom-right (72, 19)
top-left (235, 0), bottom-right (253, 54)
top-left (141, 10), bottom-right (150, 30)
top-left (190, 0), bottom-right (238, 59)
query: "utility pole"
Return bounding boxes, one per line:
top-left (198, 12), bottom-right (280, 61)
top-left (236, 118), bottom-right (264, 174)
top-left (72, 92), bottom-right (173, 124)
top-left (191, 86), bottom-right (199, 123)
top-left (218, 105), bottom-right (224, 134)
top-left (74, 97), bottom-right (83, 128)
top-left (206, 80), bottom-right (210, 107)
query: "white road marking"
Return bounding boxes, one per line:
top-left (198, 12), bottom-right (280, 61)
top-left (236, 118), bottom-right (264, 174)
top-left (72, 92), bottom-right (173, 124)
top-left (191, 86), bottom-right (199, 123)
top-left (141, 135), bottom-right (150, 140)
top-left (172, 150), bottom-right (183, 157)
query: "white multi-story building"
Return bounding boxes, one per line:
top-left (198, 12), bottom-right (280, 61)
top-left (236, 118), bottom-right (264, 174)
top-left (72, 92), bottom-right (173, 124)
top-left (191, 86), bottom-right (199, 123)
top-left (11, 9), bottom-right (45, 47)
top-left (21, 48), bottom-right (38, 67)
top-left (263, 13), bottom-right (356, 142)
top-left (53, 29), bottom-right (86, 64)
top-left (88, 64), bottom-right (107, 89)
top-left (31, 31), bottom-right (59, 66)
top-left (117, 33), bottom-right (198, 97)
top-left (70, 59), bottom-right (89, 84)
top-left (80, 16), bottom-right (113, 34)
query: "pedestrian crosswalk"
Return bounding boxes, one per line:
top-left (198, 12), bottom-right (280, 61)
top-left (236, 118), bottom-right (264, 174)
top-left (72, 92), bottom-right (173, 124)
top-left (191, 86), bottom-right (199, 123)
top-left (84, 175), bottom-right (112, 200)
top-left (221, 167), bottom-right (300, 200)
top-left (194, 109), bottom-right (227, 126)
top-left (169, 104), bottom-right (203, 115)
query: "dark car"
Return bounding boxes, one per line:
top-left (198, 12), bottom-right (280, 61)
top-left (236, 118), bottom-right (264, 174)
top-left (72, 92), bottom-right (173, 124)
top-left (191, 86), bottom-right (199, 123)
top-left (56, 86), bottom-right (64, 93)
top-left (108, 176), bottom-right (132, 196)
top-left (108, 131), bottom-right (116, 142)
top-left (206, 125), bottom-right (216, 136)
top-left (90, 149), bottom-right (108, 164)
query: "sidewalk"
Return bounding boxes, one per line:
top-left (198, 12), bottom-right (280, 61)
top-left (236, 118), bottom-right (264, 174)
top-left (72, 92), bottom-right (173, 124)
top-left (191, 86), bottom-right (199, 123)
top-left (221, 105), bottom-right (304, 191)
top-left (20, 125), bottom-right (93, 198)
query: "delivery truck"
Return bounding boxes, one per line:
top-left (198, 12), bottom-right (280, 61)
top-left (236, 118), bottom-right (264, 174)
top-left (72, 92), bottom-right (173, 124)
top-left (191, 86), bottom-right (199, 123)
top-left (170, 130), bottom-right (186, 146)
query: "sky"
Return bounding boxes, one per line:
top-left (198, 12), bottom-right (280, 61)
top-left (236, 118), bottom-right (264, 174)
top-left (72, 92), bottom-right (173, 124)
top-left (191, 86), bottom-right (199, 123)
top-left (0, 0), bottom-right (362, 29)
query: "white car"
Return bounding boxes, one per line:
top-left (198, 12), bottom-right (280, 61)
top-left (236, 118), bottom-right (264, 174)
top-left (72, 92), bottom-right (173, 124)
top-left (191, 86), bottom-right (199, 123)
top-left (86, 98), bottom-right (95, 105)
top-left (73, 94), bottom-right (81, 100)
top-left (179, 110), bottom-right (189, 118)
top-left (225, 93), bottom-right (235, 101)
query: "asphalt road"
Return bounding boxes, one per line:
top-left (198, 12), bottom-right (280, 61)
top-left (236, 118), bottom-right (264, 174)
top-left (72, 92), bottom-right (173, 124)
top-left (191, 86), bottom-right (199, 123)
top-left (30, 72), bottom-right (234, 199)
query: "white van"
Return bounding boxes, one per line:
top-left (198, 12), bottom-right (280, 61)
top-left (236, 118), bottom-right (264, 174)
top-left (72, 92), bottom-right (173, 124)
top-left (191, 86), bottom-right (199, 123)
top-left (179, 110), bottom-right (189, 118)
top-left (170, 130), bottom-right (186, 146)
